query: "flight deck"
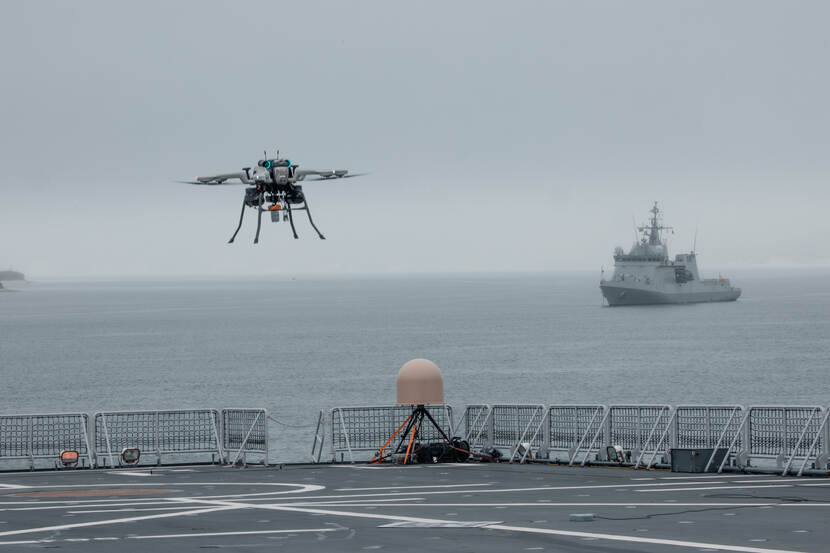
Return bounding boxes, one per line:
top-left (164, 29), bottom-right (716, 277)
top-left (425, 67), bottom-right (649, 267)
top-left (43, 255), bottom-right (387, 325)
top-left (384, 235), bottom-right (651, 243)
top-left (1, 463), bottom-right (828, 552)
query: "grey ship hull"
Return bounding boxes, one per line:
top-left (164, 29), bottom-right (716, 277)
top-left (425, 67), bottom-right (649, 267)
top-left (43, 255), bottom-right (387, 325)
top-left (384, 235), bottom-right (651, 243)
top-left (600, 283), bottom-right (741, 306)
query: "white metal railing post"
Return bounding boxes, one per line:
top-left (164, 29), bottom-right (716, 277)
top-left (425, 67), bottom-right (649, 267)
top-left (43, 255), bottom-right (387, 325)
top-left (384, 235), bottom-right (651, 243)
top-left (336, 409), bottom-right (354, 463)
top-left (210, 410), bottom-right (222, 464)
top-left (311, 410), bottom-right (325, 463)
top-left (705, 408), bottom-right (712, 448)
top-left (718, 410), bottom-right (750, 473)
top-left (27, 417), bottom-right (34, 470)
top-left (263, 409), bottom-right (269, 465)
top-left (646, 408), bottom-right (677, 469)
top-left (513, 405), bottom-right (546, 463)
top-left (487, 406), bottom-right (495, 451)
top-left (464, 406), bottom-right (485, 445)
top-left (154, 411), bottom-right (161, 464)
top-left (635, 406), bottom-right (670, 469)
top-left (568, 406), bottom-right (602, 465)
top-left (81, 415), bottom-right (93, 468)
top-left (230, 410), bottom-right (262, 466)
top-left (782, 407), bottom-right (821, 476)
top-left (797, 409), bottom-right (830, 476)
top-left (579, 408), bottom-right (611, 466)
top-left (703, 406), bottom-right (742, 473)
top-left (100, 413), bottom-right (115, 468)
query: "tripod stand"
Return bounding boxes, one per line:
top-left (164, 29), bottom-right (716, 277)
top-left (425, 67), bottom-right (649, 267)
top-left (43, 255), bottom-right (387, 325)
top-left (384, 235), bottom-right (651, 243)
top-left (371, 405), bottom-right (469, 465)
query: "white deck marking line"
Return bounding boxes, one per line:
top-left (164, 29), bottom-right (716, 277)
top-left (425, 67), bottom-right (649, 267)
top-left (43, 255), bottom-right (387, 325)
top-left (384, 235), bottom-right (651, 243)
top-left (129, 528), bottom-right (341, 540)
top-left (732, 477), bottom-right (807, 484)
top-left (658, 475), bottom-right (764, 480)
top-left (69, 506), bottom-right (202, 514)
top-left (271, 480), bottom-right (730, 502)
top-left (107, 471), bottom-right (153, 477)
top-left (336, 483), bottom-right (494, 491)
top-left (175, 498), bottom-right (807, 553)
top-left (0, 482), bottom-right (320, 490)
top-left (289, 502), bottom-right (807, 508)
top-left (0, 485), bottom-right (27, 490)
top-left (0, 483), bottom-right (324, 506)
top-left (0, 505), bottom-right (239, 538)
top-left (0, 479), bottom-right (745, 508)
top-left (2, 500), bottom-right (185, 511)
top-left (796, 482), bottom-right (830, 487)
top-left (637, 485), bottom-right (794, 493)
top-left (486, 524), bottom-right (806, 553)
top-left (292, 498), bottom-right (425, 505)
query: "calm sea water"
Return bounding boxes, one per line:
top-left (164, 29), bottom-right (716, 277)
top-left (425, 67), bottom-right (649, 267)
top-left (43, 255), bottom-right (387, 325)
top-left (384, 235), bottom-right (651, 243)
top-left (1, 271), bottom-right (829, 460)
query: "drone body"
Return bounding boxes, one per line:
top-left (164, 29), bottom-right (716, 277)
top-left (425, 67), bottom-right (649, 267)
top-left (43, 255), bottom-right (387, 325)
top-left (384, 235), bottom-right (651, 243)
top-left (183, 151), bottom-right (363, 243)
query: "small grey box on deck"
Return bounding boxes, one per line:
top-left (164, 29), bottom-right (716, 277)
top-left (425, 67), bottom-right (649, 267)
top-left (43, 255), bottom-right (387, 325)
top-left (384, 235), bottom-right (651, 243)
top-left (670, 448), bottom-right (728, 472)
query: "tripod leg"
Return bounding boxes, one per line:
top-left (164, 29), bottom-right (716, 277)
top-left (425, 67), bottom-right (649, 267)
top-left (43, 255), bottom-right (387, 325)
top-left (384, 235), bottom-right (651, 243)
top-left (254, 195), bottom-right (264, 244)
top-left (228, 199), bottom-right (247, 244)
top-left (302, 199), bottom-right (326, 240)
top-left (403, 422), bottom-right (418, 465)
top-left (422, 408), bottom-right (452, 443)
top-left (285, 202), bottom-right (299, 239)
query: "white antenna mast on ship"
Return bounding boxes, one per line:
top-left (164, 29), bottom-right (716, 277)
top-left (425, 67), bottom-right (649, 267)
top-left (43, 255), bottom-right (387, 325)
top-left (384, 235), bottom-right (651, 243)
top-left (693, 225), bottom-right (698, 255)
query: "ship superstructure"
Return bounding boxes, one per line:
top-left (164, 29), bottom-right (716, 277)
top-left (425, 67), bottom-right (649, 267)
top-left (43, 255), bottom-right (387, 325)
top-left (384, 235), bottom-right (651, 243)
top-left (600, 203), bottom-right (740, 306)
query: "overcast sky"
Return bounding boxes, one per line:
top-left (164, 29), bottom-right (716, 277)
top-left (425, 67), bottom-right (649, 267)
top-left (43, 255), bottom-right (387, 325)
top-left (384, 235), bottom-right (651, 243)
top-left (1, 1), bottom-right (828, 278)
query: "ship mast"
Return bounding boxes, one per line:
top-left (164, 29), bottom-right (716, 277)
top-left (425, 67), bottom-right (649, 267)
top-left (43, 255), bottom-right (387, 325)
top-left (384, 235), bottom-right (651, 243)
top-left (638, 201), bottom-right (672, 246)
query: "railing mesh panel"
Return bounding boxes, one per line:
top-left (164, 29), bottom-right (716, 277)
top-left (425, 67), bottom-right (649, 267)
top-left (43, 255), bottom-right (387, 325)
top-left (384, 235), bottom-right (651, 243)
top-left (94, 410), bottom-right (219, 455)
top-left (548, 406), bottom-right (605, 450)
top-left (0, 414), bottom-right (89, 459)
top-left (675, 406), bottom-right (743, 449)
top-left (609, 406), bottom-right (671, 451)
top-left (491, 405), bottom-right (546, 449)
top-left (0, 416), bottom-right (28, 458)
top-left (748, 407), bottom-right (823, 457)
top-left (222, 409), bottom-right (267, 452)
top-left (463, 405), bottom-right (491, 448)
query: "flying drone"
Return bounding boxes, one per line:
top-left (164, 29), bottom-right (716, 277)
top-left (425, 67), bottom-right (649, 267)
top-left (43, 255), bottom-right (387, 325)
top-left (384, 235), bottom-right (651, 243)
top-left (181, 151), bottom-right (365, 243)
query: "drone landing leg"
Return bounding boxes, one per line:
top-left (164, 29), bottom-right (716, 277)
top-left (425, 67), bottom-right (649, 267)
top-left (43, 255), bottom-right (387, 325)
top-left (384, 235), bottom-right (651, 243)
top-left (228, 200), bottom-right (247, 244)
top-left (285, 202), bottom-right (299, 239)
top-left (302, 200), bottom-right (326, 240)
top-left (254, 206), bottom-right (264, 244)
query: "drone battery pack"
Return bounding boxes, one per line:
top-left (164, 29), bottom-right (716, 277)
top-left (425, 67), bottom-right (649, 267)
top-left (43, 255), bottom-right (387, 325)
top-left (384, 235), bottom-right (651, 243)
top-left (270, 211), bottom-right (280, 223)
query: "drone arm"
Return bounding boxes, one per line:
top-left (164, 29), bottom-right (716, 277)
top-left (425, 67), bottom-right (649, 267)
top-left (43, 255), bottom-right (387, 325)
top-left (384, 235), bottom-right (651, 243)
top-left (294, 169), bottom-right (348, 181)
top-left (194, 171), bottom-right (253, 184)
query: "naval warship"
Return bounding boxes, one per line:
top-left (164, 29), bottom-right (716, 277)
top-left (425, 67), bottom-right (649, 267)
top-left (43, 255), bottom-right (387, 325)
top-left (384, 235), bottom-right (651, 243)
top-left (600, 203), bottom-right (741, 306)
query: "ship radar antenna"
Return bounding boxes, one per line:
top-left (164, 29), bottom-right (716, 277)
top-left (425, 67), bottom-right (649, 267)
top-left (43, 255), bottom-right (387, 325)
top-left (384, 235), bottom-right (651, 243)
top-left (693, 225), bottom-right (698, 255)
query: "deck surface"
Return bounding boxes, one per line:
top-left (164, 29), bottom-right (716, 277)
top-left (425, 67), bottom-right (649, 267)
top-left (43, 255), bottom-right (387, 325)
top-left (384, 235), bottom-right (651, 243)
top-left (1, 463), bottom-right (828, 552)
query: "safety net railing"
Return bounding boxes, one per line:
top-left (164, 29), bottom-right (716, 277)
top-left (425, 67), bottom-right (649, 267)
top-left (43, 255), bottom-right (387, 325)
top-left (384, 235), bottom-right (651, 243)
top-left (94, 409), bottom-right (222, 467)
top-left (0, 413), bottom-right (92, 469)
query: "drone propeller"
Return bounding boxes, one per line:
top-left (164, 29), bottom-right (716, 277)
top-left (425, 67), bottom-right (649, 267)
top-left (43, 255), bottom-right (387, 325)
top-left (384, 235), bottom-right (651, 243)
top-left (303, 172), bottom-right (370, 181)
top-left (177, 180), bottom-right (247, 185)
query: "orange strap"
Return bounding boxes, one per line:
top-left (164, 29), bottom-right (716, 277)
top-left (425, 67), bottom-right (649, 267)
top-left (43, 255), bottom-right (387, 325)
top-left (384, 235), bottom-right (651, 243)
top-left (403, 422), bottom-right (418, 465)
top-left (370, 414), bottom-right (413, 464)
